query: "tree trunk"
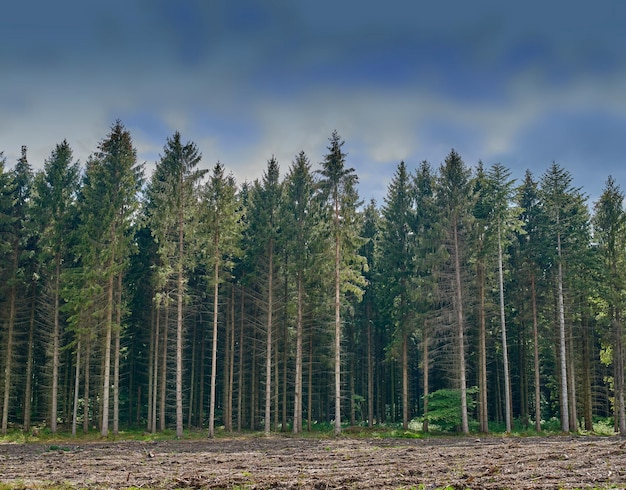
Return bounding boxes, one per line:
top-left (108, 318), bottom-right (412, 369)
top-left (228, 286), bottom-right (236, 432)
top-left (264, 240), bottom-right (274, 435)
top-left (51, 254), bottom-right (61, 434)
top-left (101, 264), bottom-right (115, 437)
top-left (581, 301), bottom-right (593, 431)
top-left (531, 272), bottom-right (541, 432)
top-left (293, 273), bottom-right (303, 433)
top-left (187, 317), bottom-right (196, 429)
top-left (498, 227), bottom-right (512, 433)
top-left (24, 283), bottom-right (36, 432)
top-left (281, 268), bottom-right (288, 432)
top-left (307, 329), bottom-right (314, 431)
top-left (160, 302), bottom-right (169, 432)
top-left (237, 286), bottom-right (245, 431)
top-left (83, 335), bottom-right (91, 434)
top-left (616, 309), bottom-right (626, 433)
top-left (176, 206), bottom-right (185, 438)
top-left (1, 254), bottom-right (18, 435)
top-left (334, 199), bottom-right (342, 436)
top-left (367, 300), bottom-right (374, 428)
top-left (422, 320), bottom-right (429, 433)
top-left (71, 342), bottom-right (81, 437)
top-left (477, 257), bottom-right (488, 433)
top-left (198, 310), bottom-right (206, 428)
top-left (208, 237), bottom-right (220, 438)
top-left (402, 332), bottom-right (409, 430)
top-left (113, 273), bottom-right (122, 436)
top-left (452, 219), bottom-right (469, 434)
top-left (151, 302), bottom-right (160, 433)
top-left (567, 320), bottom-right (577, 432)
top-left (556, 229), bottom-right (570, 432)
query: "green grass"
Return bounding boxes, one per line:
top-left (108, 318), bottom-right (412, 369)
top-left (0, 415), bottom-right (621, 444)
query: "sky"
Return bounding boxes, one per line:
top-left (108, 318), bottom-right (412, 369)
top-left (2, 1), bottom-right (626, 206)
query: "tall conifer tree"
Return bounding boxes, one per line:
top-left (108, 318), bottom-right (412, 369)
top-left (79, 121), bottom-right (142, 437)
top-left (145, 131), bottom-right (204, 438)
top-left (317, 131), bottom-right (366, 435)
top-left (436, 149), bottom-right (474, 435)
top-left (201, 162), bottom-right (240, 437)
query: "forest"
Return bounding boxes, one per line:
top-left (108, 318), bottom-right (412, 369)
top-left (0, 120), bottom-right (625, 439)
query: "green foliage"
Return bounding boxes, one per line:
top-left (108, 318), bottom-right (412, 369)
top-left (423, 388), bottom-right (478, 432)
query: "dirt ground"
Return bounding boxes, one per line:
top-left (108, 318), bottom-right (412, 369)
top-left (1, 435), bottom-right (626, 489)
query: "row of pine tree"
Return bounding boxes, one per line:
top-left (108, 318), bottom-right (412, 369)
top-left (1, 121), bottom-right (624, 437)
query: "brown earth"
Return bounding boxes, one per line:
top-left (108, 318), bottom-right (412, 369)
top-left (1, 435), bottom-right (626, 489)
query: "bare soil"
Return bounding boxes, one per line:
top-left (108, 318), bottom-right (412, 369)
top-left (1, 435), bottom-right (625, 489)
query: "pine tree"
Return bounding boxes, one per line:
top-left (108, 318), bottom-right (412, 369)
top-left (436, 149), bottom-right (474, 435)
top-left (78, 121), bottom-right (142, 437)
top-left (247, 157), bottom-right (282, 435)
top-left (1, 147), bottom-right (33, 434)
top-left (471, 162), bottom-right (492, 433)
top-left (486, 163), bottom-right (521, 433)
top-left (539, 162), bottom-right (585, 432)
top-left (412, 161), bottom-right (439, 432)
top-left (515, 170), bottom-right (544, 432)
top-left (32, 141), bottom-right (80, 434)
top-left (379, 161), bottom-right (415, 429)
top-left (317, 131), bottom-right (366, 435)
top-left (283, 151), bottom-right (318, 434)
top-left (145, 131), bottom-right (204, 438)
top-left (201, 162), bottom-right (240, 437)
top-left (357, 200), bottom-right (379, 427)
top-left (593, 176), bottom-right (626, 433)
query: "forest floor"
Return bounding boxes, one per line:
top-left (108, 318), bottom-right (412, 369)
top-left (1, 434), bottom-right (626, 489)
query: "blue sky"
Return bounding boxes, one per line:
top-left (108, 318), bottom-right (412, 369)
top-left (2, 1), bottom-right (626, 205)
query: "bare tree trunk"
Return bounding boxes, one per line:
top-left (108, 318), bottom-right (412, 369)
top-left (477, 258), bottom-right (488, 433)
top-left (498, 227), bottom-right (512, 433)
top-left (24, 284), bottom-right (36, 432)
top-left (228, 286), bottom-right (236, 432)
top-left (51, 254), bottom-right (61, 434)
top-left (581, 302), bottom-right (593, 431)
top-left (567, 320), bottom-right (577, 432)
top-left (422, 320), bottom-right (429, 433)
top-left (160, 302), bottom-right (169, 432)
top-left (556, 229), bottom-right (570, 432)
top-left (307, 329), bottom-right (313, 431)
top-left (1, 247), bottom-right (18, 435)
top-left (402, 332), bottom-right (409, 430)
top-left (147, 305), bottom-right (154, 432)
top-left (264, 241), bottom-right (274, 435)
top-left (151, 302), bottom-right (160, 433)
top-left (175, 209), bottom-right (185, 438)
top-left (208, 239), bottom-right (220, 438)
top-left (281, 268), bottom-right (288, 432)
top-left (616, 310), bottom-right (626, 434)
top-left (334, 201), bottom-right (342, 436)
top-left (367, 300), bottom-right (374, 428)
top-left (83, 335), bottom-right (91, 434)
top-left (237, 286), bottom-right (244, 431)
top-left (187, 316), bottom-right (197, 430)
top-left (251, 324), bottom-right (257, 430)
top-left (531, 272), bottom-right (541, 432)
top-left (71, 342), bottom-right (81, 437)
top-left (101, 266), bottom-right (115, 437)
top-left (113, 273), bottom-right (122, 436)
top-left (293, 273), bottom-right (303, 433)
top-left (198, 311), bottom-right (205, 427)
top-left (453, 220), bottom-right (469, 434)
top-left (349, 322), bottom-right (356, 426)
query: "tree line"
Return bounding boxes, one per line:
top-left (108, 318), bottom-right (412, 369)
top-left (0, 121), bottom-right (624, 437)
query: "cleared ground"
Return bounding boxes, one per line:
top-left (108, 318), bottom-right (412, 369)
top-left (1, 435), bottom-right (625, 489)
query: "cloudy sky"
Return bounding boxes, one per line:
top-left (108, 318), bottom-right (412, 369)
top-left (2, 1), bottom-right (626, 204)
